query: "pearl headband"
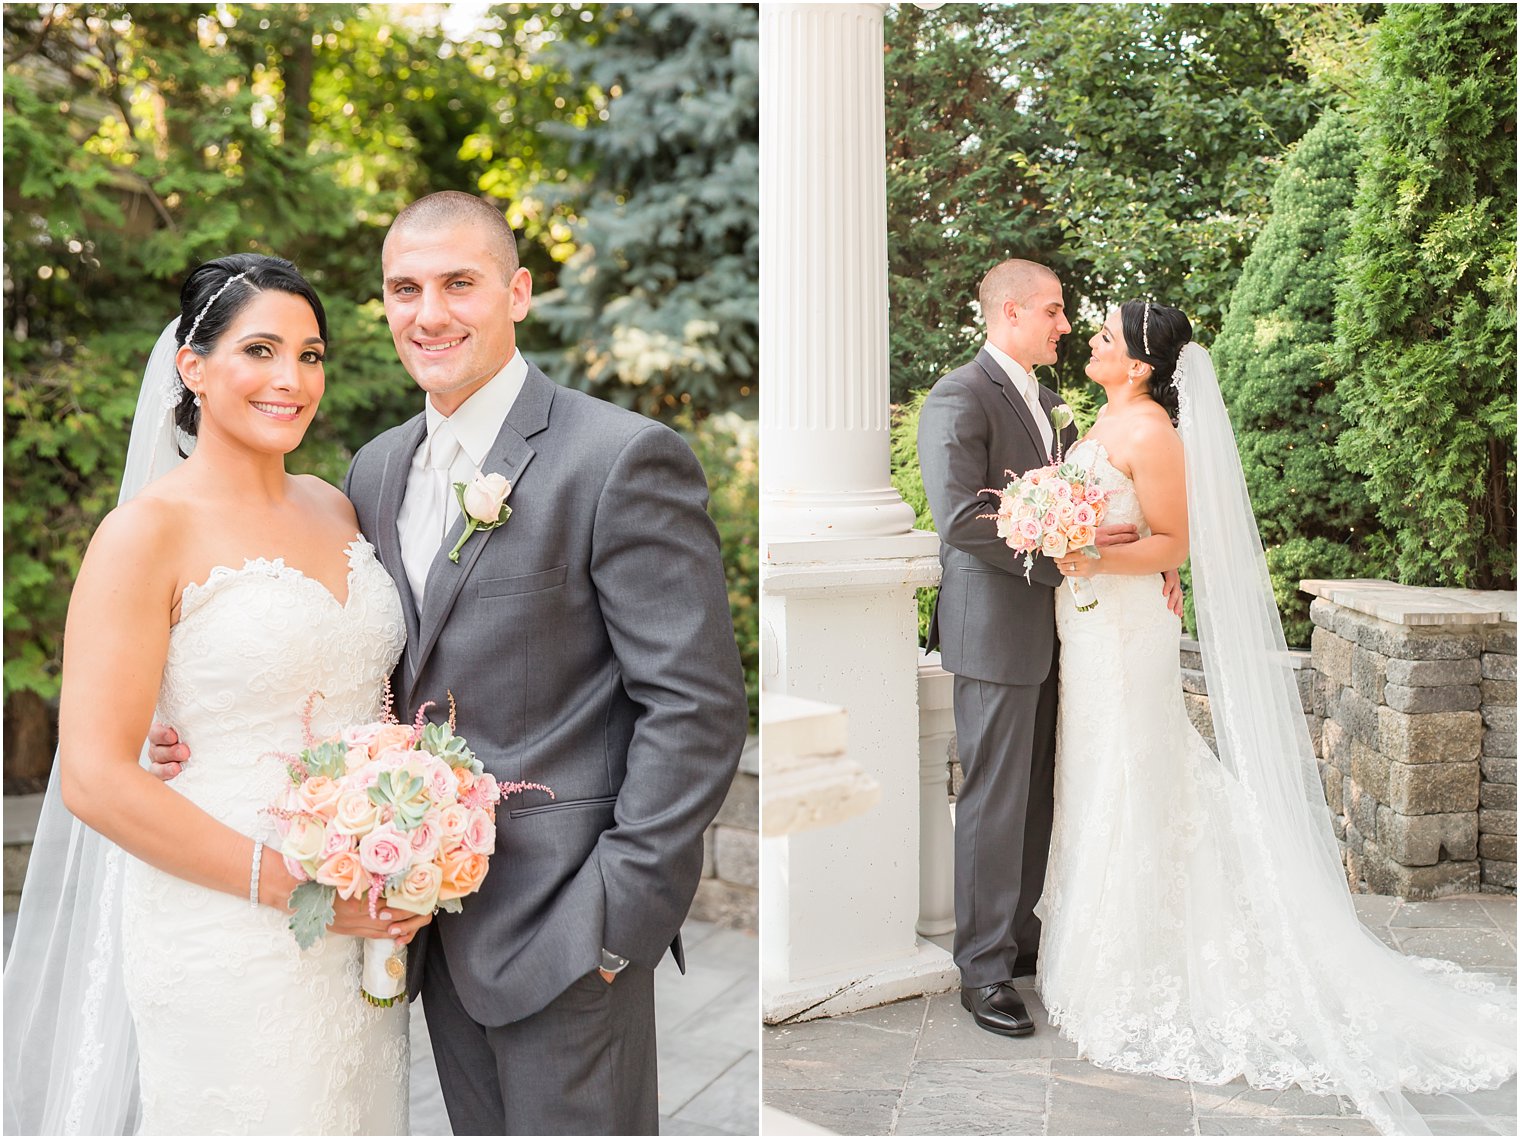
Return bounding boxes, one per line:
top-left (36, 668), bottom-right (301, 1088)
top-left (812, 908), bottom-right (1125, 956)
top-left (1142, 301), bottom-right (1153, 358)
top-left (184, 271), bottom-right (251, 346)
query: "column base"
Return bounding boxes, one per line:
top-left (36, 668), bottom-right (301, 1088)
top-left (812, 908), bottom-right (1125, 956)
top-left (763, 936), bottom-right (957, 1024)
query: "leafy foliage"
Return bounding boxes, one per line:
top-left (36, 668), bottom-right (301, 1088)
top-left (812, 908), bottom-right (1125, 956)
top-left (3, 5), bottom-right (758, 781)
top-left (536, 4), bottom-right (758, 419)
top-left (1332, 3), bottom-right (1517, 589)
top-left (884, 3), bottom-right (1314, 402)
top-left (1214, 112), bottom-right (1385, 645)
top-left (685, 414), bottom-right (759, 730)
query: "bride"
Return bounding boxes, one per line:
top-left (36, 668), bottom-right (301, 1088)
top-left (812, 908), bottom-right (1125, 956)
top-left (1037, 300), bottom-right (1516, 1135)
top-left (4, 254), bottom-right (428, 1134)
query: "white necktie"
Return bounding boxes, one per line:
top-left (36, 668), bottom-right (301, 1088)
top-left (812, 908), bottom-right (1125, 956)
top-left (1022, 379), bottom-right (1053, 458)
top-left (427, 420), bottom-right (463, 543)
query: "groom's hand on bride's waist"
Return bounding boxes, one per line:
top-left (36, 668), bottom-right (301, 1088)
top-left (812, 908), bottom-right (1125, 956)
top-left (1094, 523), bottom-right (1139, 548)
top-left (147, 721), bottom-right (189, 780)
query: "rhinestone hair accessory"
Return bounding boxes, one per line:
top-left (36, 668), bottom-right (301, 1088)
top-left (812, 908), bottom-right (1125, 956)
top-left (1142, 301), bottom-right (1153, 358)
top-left (184, 271), bottom-right (251, 347)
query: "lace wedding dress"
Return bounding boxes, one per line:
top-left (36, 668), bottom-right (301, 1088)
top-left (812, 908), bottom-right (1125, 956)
top-left (118, 536), bottom-right (409, 1135)
top-left (1037, 438), bottom-right (1515, 1134)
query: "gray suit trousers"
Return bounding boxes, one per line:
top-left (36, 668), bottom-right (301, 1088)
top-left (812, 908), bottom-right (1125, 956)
top-left (952, 668), bottom-right (1059, 987)
top-left (422, 946), bottom-right (658, 1136)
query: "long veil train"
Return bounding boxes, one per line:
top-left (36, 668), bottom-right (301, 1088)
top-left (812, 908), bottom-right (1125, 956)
top-left (1176, 341), bottom-right (1515, 1134)
top-left (3, 320), bottom-right (187, 1134)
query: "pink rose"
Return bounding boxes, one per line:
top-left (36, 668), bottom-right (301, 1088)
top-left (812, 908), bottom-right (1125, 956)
top-left (320, 826), bottom-right (353, 860)
top-left (1018, 517), bottom-right (1042, 544)
top-left (314, 850), bottom-right (368, 900)
top-left (1052, 480), bottom-right (1072, 501)
top-left (1085, 485), bottom-right (1106, 505)
top-left (425, 758), bottom-right (458, 802)
top-left (341, 722), bottom-right (381, 749)
top-left (386, 862), bottom-right (443, 916)
top-left (283, 854), bottom-right (311, 883)
top-left (409, 817), bottom-right (443, 863)
top-left (462, 810), bottom-right (496, 855)
top-left (358, 823), bottom-right (409, 879)
top-left (1073, 502), bottom-right (1096, 527)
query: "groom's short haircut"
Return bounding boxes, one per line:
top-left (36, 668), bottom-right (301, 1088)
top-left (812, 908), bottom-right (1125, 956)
top-left (386, 191), bottom-right (520, 281)
top-left (979, 259), bottom-right (1059, 327)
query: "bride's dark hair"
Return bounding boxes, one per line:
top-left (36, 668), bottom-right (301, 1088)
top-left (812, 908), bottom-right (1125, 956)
top-left (1120, 301), bottom-right (1192, 426)
top-left (173, 253), bottom-right (329, 441)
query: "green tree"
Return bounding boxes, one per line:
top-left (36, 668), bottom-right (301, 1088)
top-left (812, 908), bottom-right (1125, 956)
top-left (535, 3), bottom-right (758, 419)
top-left (884, 3), bottom-right (1316, 404)
top-left (1214, 111), bottom-right (1383, 645)
top-left (1333, 3), bottom-right (1517, 589)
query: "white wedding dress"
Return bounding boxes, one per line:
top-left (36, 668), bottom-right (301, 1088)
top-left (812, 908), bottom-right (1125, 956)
top-left (118, 536), bottom-right (409, 1135)
top-left (1037, 437), bottom-right (1515, 1133)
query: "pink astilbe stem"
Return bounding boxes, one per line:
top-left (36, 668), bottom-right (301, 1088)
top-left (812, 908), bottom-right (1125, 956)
top-left (498, 781), bottom-right (555, 801)
top-left (410, 700), bottom-right (436, 743)
top-left (447, 690), bottom-right (458, 734)
top-left (381, 677), bottom-right (398, 725)
top-left (300, 691), bottom-right (325, 749)
top-left (367, 880), bottom-right (385, 921)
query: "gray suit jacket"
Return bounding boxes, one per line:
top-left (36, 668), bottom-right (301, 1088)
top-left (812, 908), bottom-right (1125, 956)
top-left (918, 349), bottom-right (1079, 687)
top-left (345, 362), bottom-right (747, 1026)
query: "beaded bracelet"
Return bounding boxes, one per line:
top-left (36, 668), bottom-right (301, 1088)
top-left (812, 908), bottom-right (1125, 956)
top-left (249, 838), bottom-right (264, 908)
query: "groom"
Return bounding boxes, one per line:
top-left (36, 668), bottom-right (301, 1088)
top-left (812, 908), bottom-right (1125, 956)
top-left (153, 192), bottom-right (747, 1133)
top-left (918, 259), bottom-right (1178, 1038)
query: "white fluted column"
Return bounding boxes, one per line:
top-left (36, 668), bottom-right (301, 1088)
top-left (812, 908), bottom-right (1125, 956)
top-left (916, 651), bottom-right (956, 937)
top-left (760, 1), bottom-right (916, 541)
top-left (760, 2), bottom-right (953, 1024)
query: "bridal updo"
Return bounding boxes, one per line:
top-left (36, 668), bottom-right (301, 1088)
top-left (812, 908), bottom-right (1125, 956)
top-left (173, 253), bottom-right (329, 441)
top-left (1120, 301), bottom-right (1191, 426)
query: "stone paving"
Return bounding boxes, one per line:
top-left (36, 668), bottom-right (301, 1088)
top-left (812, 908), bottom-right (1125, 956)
top-left (3, 911), bottom-right (758, 1136)
top-left (763, 894), bottom-right (1516, 1136)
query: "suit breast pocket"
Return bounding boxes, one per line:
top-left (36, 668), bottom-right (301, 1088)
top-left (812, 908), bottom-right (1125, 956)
top-left (476, 565), bottom-right (568, 599)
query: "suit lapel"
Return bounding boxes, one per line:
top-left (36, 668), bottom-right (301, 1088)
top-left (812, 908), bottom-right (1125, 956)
top-left (374, 416), bottom-right (427, 676)
top-left (411, 365), bottom-right (555, 683)
top-left (975, 348), bottom-right (1049, 463)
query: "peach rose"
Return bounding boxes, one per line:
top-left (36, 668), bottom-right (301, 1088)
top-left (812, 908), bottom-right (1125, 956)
top-left (1040, 531), bottom-right (1068, 559)
top-left (331, 790), bottom-right (380, 836)
top-left (438, 849), bottom-right (490, 901)
top-left (386, 862), bottom-right (443, 916)
top-left (1068, 526), bottom-right (1096, 549)
top-left (314, 850), bottom-right (368, 900)
top-left (368, 723), bottom-right (414, 759)
top-left (295, 776), bottom-right (342, 819)
top-left (437, 803), bottom-right (471, 839)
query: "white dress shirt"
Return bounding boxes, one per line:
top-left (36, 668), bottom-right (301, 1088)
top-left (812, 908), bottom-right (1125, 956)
top-left (397, 351), bottom-right (528, 606)
top-left (983, 340), bottom-right (1054, 459)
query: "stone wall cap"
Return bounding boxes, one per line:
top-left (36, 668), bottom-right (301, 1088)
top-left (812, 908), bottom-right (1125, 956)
top-left (1300, 579), bottom-right (1517, 626)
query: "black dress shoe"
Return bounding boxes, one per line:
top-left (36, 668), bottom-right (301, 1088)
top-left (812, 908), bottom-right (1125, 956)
top-left (960, 982), bottom-right (1036, 1037)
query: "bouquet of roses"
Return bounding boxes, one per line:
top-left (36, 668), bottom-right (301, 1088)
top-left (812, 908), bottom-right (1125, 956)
top-left (269, 691), bottom-right (549, 1005)
top-left (982, 458), bottom-right (1116, 612)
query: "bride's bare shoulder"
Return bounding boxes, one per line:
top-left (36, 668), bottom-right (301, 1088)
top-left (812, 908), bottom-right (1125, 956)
top-left (85, 491), bottom-right (185, 567)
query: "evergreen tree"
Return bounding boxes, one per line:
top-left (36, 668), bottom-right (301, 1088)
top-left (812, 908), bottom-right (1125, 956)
top-left (1333, 3), bottom-right (1517, 589)
top-left (535, 4), bottom-right (758, 419)
top-left (1214, 112), bottom-right (1382, 645)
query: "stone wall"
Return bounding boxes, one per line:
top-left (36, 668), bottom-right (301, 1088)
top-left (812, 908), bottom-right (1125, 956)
top-left (690, 735), bottom-right (759, 931)
top-left (1304, 580), bottom-right (1516, 898)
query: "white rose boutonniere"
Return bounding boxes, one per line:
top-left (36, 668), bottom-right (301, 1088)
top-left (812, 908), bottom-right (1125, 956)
top-left (1049, 403), bottom-right (1075, 461)
top-left (449, 472), bottom-right (513, 563)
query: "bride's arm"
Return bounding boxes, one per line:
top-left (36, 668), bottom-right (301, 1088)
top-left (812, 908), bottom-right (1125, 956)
top-left (1064, 421), bottom-right (1189, 578)
top-left (57, 502), bottom-right (425, 941)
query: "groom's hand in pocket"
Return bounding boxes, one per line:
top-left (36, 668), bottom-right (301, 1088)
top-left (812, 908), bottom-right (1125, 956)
top-left (146, 722), bottom-right (189, 780)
